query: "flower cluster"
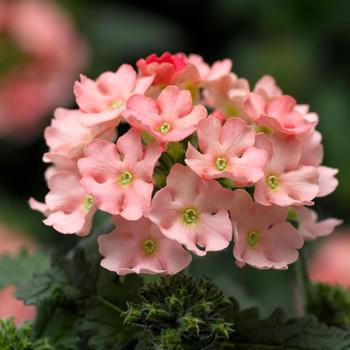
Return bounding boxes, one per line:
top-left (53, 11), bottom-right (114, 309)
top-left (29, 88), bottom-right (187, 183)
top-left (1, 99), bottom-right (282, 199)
top-left (31, 52), bottom-right (341, 274)
top-left (0, 0), bottom-right (87, 140)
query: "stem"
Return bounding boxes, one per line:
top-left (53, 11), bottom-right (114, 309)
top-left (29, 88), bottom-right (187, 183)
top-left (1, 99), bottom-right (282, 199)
top-left (92, 294), bottom-right (124, 314)
top-left (294, 249), bottom-right (313, 315)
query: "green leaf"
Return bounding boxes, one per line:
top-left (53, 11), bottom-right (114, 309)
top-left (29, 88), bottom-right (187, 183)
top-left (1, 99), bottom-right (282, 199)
top-left (220, 299), bottom-right (350, 349)
top-left (0, 250), bottom-right (50, 289)
top-left (16, 223), bottom-right (143, 350)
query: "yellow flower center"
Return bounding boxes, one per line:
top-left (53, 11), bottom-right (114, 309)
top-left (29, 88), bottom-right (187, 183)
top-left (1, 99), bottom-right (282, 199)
top-left (182, 207), bottom-right (199, 225)
top-left (247, 230), bottom-right (260, 247)
top-left (158, 122), bottom-right (171, 134)
top-left (118, 170), bottom-right (133, 186)
top-left (142, 239), bottom-right (157, 256)
top-left (110, 99), bottom-right (123, 110)
top-left (82, 195), bottom-right (94, 211)
top-left (255, 125), bottom-right (272, 134)
top-left (215, 156), bottom-right (228, 171)
top-left (267, 175), bottom-right (279, 189)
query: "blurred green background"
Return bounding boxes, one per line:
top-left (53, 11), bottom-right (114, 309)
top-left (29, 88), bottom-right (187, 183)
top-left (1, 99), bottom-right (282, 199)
top-left (0, 0), bottom-right (349, 316)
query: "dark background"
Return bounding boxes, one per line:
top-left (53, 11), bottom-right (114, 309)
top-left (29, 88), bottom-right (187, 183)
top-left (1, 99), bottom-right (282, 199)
top-left (0, 0), bottom-right (349, 315)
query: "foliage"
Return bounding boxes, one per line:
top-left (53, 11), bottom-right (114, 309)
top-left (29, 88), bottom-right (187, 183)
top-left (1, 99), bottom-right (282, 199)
top-left (306, 282), bottom-right (350, 329)
top-left (123, 275), bottom-right (233, 349)
top-left (7, 229), bottom-right (350, 350)
top-left (0, 318), bottom-right (52, 350)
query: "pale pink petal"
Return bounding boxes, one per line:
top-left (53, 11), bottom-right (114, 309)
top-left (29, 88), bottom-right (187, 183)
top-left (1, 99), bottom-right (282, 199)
top-left (98, 64), bottom-right (137, 99)
top-left (230, 189), bottom-right (287, 232)
top-left (157, 86), bottom-right (192, 120)
top-left (79, 140), bottom-right (121, 179)
top-left (185, 144), bottom-right (217, 179)
top-left (317, 166), bottom-right (339, 197)
top-left (165, 164), bottom-right (201, 203)
top-left (157, 237), bottom-right (192, 274)
top-left (116, 128), bottom-right (143, 165)
top-left (221, 117), bottom-right (256, 156)
top-left (194, 210), bottom-right (232, 254)
top-left (243, 93), bottom-right (265, 121)
top-left (29, 198), bottom-right (49, 216)
top-left (261, 222), bottom-right (303, 269)
top-left (299, 131), bottom-right (323, 166)
top-left (196, 116), bottom-right (222, 154)
top-left (124, 94), bottom-right (160, 127)
top-left (267, 95), bottom-right (296, 118)
top-left (278, 166), bottom-right (319, 204)
top-left (120, 180), bottom-right (153, 220)
top-left (229, 147), bottom-right (267, 184)
top-left (134, 142), bottom-right (162, 179)
top-left (80, 176), bottom-right (124, 215)
top-left (74, 75), bottom-right (111, 113)
top-left (253, 75), bottom-right (282, 100)
top-left (295, 206), bottom-right (343, 240)
top-left (171, 104), bottom-right (207, 131)
top-left (267, 135), bottom-right (302, 174)
top-left (148, 187), bottom-right (182, 226)
top-left (77, 109), bottom-right (121, 127)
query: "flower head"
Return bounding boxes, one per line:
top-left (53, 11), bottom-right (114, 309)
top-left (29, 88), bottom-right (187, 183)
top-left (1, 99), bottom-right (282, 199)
top-left (98, 216), bottom-right (192, 275)
top-left (230, 189), bottom-right (303, 269)
top-left (124, 85), bottom-right (207, 145)
top-left (185, 116), bottom-right (267, 185)
top-left (148, 164), bottom-right (232, 256)
top-left (78, 129), bottom-right (161, 220)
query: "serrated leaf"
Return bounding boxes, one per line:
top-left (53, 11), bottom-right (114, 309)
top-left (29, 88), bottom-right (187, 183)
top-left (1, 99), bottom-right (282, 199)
top-left (219, 302), bottom-right (350, 350)
top-left (0, 250), bottom-right (50, 290)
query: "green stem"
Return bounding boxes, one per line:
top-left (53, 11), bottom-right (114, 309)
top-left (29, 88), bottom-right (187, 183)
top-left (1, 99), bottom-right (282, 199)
top-left (92, 294), bottom-right (124, 314)
top-left (294, 249), bottom-right (313, 315)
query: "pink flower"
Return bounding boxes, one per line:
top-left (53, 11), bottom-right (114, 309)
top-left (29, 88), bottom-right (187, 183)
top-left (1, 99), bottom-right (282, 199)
top-left (309, 231), bottom-right (350, 288)
top-left (0, 0), bottom-right (87, 140)
top-left (203, 73), bottom-right (250, 120)
top-left (148, 164), bottom-right (232, 256)
top-left (44, 108), bottom-right (116, 161)
top-left (98, 216), bottom-right (192, 275)
top-left (185, 116), bottom-right (267, 185)
top-left (291, 206), bottom-right (342, 241)
top-left (74, 64), bottom-right (154, 126)
top-left (230, 189), bottom-right (303, 270)
top-left (187, 54), bottom-right (232, 82)
top-left (124, 85), bottom-right (207, 145)
top-left (243, 93), bottom-right (315, 135)
top-left (254, 134), bottom-right (319, 206)
top-left (136, 52), bottom-right (189, 86)
top-left (253, 75), bottom-right (282, 101)
top-left (29, 171), bottom-right (96, 236)
top-left (78, 129), bottom-right (161, 220)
